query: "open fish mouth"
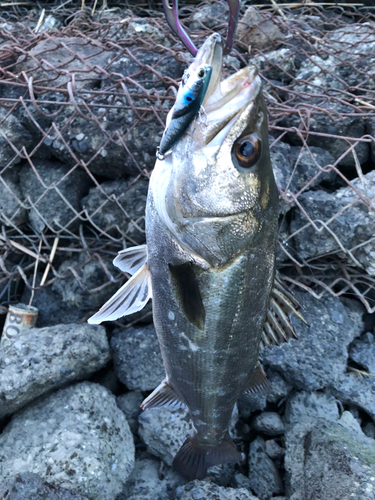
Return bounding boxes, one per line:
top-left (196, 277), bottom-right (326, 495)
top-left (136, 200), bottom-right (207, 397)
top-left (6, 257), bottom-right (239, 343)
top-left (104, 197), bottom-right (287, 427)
top-left (186, 33), bottom-right (262, 147)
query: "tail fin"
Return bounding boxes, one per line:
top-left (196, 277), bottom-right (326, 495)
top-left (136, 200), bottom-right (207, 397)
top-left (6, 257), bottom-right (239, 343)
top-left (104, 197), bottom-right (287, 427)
top-left (173, 434), bottom-right (242, 480)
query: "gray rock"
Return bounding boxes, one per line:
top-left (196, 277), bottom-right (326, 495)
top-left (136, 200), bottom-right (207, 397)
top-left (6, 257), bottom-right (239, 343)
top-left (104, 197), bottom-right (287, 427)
top-left (330, 372), bottom-right (375, 420)
top-left (139, 407), bottom-right (194, 466)
top-left (237, 6), bottom-right (284, 50)
top-left (363, 422), bottom-right (375, 439)
top-left (0, 323), bottom-right (110, 418)
top-left (19, 159), bottom-right (89, 233)
top-left (111, 324), bottom-right (165, 391)
top-left (266, 371), bottom-right (293, 403)
top-left (285, 419), bottom-right (375, 500)
top-left (52, 254), bottom-right (118, 311)
top-left (283, 391), bottom-right (339, 426)
top-left (0, 472), bottom-right (89, 500)
top-left (0, 169), bottom-right (27, 227)
top-left (90, 363), bottom-right (121, 394)
top-left (271, 141), bottom-right (335, 198)
top-left (252, 412), bottom-right (285, 436)
top-left (248, 437), bottom-right (283, 500)
top-left (0, 108), bottom-right (33, 170)
top-left (349, 332), bottom-right (375, 373)
top-left (175, 480), bottom-right (259, 500)
top-left (262, 292), bottom-right (363, 391)
top-left (119, 458), bottom-right (186, 500)
top-left (338, 410), bottom-right (363, 434)
top-left (81, 178), bottom-right (148, 244)
top-left (283, 101), bottom-right (368, 168)
top-left (0, 382), bottom-right (135, 500)
top-left (20, 274), bottom-right (83, 327)
top-left (265, 439), bottom-right (284, 460)
top-left (16, 37), bottom-right (116, 90)
top-left (117, 391), bottom-right (144, 434)
top-left (139, 405), bottom-right (239, 466)
top-left (290, 170), bottom-right (375, 275)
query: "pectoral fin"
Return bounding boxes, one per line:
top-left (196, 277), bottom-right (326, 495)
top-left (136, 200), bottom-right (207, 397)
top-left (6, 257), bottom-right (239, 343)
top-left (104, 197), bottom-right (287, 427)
top-left (261, 272), bottom-right (309, 349)
top-left (88, 263), bottom-right (151, 324)
top-left (141, 379), bottom-right (186, 410)
top-left (169, 262), bottom-right (205, 331)
top-left (113, 245), bottom-right (147, 274)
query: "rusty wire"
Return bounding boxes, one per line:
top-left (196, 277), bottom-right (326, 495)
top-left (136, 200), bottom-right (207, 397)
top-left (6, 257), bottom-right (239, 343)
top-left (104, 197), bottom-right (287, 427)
top-left (0, 1), bottom-right (374, 322)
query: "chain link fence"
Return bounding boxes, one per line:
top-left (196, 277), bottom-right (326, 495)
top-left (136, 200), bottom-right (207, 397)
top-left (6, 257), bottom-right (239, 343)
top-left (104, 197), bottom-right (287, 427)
top-left (0, 0), bottom-right (374, 330)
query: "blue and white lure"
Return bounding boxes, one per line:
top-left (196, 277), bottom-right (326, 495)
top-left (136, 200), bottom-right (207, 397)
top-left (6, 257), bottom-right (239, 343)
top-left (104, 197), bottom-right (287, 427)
top-left (156, 64), bottom-right (212, 161)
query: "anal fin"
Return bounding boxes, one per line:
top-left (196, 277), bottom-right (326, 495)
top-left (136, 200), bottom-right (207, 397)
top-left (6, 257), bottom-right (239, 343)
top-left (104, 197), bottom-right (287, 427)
top-left (141, 379), bottom-right (185, 410)
top-left (261, 272), bottom-right (309, 349)
top-left (245, 363), bottom-right (268, 395)
top-left (87, 263), bottom-right (151, 324)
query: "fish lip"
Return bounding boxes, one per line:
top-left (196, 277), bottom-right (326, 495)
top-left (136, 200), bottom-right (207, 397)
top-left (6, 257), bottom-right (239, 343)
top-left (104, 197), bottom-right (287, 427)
top-left (178, 210), bottom-right (248, 225)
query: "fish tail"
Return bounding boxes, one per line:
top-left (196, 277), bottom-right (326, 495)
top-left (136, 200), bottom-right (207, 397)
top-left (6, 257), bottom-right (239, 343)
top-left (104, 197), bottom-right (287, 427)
top-left (173, 433), bottom-right (243, 480)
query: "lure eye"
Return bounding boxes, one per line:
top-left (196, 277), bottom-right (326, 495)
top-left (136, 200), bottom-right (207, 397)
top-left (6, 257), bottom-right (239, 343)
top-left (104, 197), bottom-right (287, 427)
top-left (233, 134), bottom-right (261, 169)
top-left (197, 68), bottom-right (206, 78)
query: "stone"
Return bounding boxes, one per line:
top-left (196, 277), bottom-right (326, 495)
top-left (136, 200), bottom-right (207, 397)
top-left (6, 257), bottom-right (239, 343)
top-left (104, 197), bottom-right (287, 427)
top-left (52, 254), bottom-right (118, 311)
top-left (363, 422), bottom-right (375, 439)
top-left (0, 382), bottom-right (135, 500)
top-left (349, 332), bottom-right (375, 373)
top-left (111, 324), bottom-right (165, 392)
top-left (248, 437), bottom-right (283, 500)
top-left (188, 2), bottom-right (228, 31)
top-left (118, 457), bottom-right (186, 500)
top-left (252, 412), bottom-right (285, 436)
top-left (0, 472), bottom-right (89, 499)
top-left (262, 292), bottom-right (363, 391)
top-left (265, 439), bottom-right (284, 460)
top-left (21, 273), bottom-right (83, 327)
top-left (81, 178), bottom-right (148, 244)
top-left (284, 419), bottom-right (375, 500)
top-left (16, 37), bottom-right (116, 91)
top-left (283, 101), bottom-right (368, 168)
top-left (0, 323), bottom-right (110, 418)
top-left (138, 407), bottom-right (194, 466)
top-left (283, 391), bottom-right (339, 426)
top-left (175, 480), bottom-right (259, 500)
top-left (0, 107), bottom-right (33, 170)
top-left (237, 7), bottom-right (284, 50)
top-left (117, 391), bottom-right (144, 434)
top-left (19, 159), bottom-right (89, 233)
top-left (338, 410), bottom-right (363, 434)
top-left (290, 171), bottom-right (375, 275)
top-left (330, 372), bottom-right (375, 420)
top-left (0, 169), bottom-right (28, 227)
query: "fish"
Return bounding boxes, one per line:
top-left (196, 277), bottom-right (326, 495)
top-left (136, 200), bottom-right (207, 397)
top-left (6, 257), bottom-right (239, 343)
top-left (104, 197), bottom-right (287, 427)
top-left (88, 32), bottom-right (306, 480)
top-left (156, 63), bottom-right (212, 161)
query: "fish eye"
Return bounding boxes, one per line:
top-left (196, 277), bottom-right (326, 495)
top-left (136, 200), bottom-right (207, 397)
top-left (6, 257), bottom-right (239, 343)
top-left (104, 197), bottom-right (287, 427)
top-left (197, 68), bottom-right (206, 78)
top-left (232, 134), bottom-right (261, 169)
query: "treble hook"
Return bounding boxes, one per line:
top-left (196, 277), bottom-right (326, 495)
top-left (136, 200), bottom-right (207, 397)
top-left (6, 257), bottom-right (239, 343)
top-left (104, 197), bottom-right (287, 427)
top-left (162, 0), bottom-right (240, 56)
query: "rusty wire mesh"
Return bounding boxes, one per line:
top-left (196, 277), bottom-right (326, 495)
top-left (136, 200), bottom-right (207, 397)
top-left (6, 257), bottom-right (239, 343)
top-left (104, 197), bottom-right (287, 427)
top-left (0, 0), bottom-right (374, 327)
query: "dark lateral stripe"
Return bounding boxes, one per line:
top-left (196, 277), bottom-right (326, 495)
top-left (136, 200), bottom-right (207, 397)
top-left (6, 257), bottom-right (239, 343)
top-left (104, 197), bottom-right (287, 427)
top-left (169, 262), bottom-right (205, 331)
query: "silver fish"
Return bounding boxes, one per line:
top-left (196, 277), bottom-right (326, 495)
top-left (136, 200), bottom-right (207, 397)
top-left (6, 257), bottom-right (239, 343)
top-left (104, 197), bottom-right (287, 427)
top-left (156, 63), bottom-right (212, 161)
top-left (88, 33), bottom-right (305, 480)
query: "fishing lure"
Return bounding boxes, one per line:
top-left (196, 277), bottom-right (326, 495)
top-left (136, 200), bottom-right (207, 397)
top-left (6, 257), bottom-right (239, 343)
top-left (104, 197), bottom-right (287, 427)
top-left (156, 64), bottom-right (212, 160)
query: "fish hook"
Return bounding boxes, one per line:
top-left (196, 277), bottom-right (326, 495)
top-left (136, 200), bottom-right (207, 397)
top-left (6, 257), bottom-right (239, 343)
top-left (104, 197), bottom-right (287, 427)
top-left (162, 0), bottom-right (240, 56)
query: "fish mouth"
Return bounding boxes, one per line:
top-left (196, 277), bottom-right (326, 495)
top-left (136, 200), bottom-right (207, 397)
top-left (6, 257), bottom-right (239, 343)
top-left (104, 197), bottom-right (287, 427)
top-left (187, 34), bottom-right (262, 147)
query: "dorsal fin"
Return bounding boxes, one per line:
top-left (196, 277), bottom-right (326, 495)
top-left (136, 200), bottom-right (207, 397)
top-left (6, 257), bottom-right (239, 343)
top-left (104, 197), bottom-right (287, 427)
top-left (88, 263), bottom-right (152, 324)
top-left (245, 363), bottom-right (269, 394)
top-left (260, 272), bottom-right (309, 349)
top-left (113, 245), bottom-right (147, 275)
top-left (141, 379), bottom-right (186, 410)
